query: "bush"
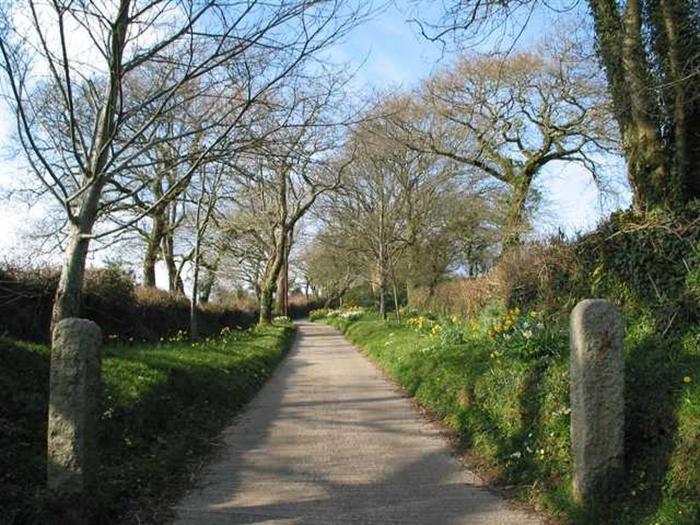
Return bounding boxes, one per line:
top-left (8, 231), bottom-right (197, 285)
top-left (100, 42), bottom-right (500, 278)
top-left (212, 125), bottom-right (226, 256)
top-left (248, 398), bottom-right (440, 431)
top-left (309, 308), bottom-right (330, 321)
top-left (310, 306), bottom-right (365, 322)
top-left (287, 298), bottom-right (326, 319)
top-left (410, 274), bottom-right (498, 319)
top-left (0, 264), bottom-right (256, 342)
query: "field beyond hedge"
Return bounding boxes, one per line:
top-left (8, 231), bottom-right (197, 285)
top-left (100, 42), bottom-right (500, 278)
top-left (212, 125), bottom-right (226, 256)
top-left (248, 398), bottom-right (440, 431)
top-left (0, 322), bottom-right (295, 524)
top-left (323, 311), bottom-right (699, 525)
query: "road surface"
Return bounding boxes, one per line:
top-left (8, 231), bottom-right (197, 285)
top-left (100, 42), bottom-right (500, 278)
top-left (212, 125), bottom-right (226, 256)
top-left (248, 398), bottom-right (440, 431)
top-left (174, 321), bottom-right (542, 525)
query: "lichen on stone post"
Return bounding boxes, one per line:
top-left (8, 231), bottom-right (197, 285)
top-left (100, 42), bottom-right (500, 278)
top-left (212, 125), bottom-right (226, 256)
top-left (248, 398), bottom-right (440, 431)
top-left (47, 318), bottom-right (102, 522)
top-left (570, 299), bottom-right (624, 507)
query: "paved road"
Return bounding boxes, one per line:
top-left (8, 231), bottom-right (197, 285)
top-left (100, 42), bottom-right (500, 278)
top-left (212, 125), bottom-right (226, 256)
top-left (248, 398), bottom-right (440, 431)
top-left (174, 321), bottom-right (542, 525)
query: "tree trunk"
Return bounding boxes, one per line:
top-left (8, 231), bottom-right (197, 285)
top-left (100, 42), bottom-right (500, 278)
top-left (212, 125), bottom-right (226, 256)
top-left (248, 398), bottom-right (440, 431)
top-left (379, 284), bottom-right (386, 320)
top-left (502, 176), bottom-right (531, 249)
top-left (190, 277), bottom-right (199, 338)
top-left (190, 195), bottom-right (204, 338)
top-left (377, 257), bottom-right (387, 320)
top-left (199, 266), bottom-right (217, 304)
top-left (143, 212), bottom-right (165, 287)
top-left (405, 278), bottom-right (414, 309)
top-left (656, 0), bottom-right (700, 201)
top-left (162, 232), bottom-right (184, 295)
top-left (51, 180), bottom-right (104, 333)
top-left (622, 0), bottom-right (674, 209)
top-left (259, 284), bottom-right (274, 324)
top-left (275, 258), bottom-right (287, 316)
top-left (51, 225), bottom-right (92, 334)
top-left (588, 0), bottom-right (673, 211)
top-left (392, 278), bottom-right (401, 321)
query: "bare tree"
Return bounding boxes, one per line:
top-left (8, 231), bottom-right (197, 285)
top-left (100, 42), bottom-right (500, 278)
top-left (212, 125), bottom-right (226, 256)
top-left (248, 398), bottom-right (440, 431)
top-left (215, 72), bottom-right (354, 323)
top-left (413, 0), bottom-right (700, 212)
top-left (391, 38), bottom-right (617, 246)
top-left (0, 0), bottom-right (367, 332)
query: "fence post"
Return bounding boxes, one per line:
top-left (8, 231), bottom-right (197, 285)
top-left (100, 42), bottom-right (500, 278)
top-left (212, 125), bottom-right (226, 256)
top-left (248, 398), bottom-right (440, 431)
top-left (570, 299), bottom-right (624, 506)
top-left (47, 318), bottom-right (102, 523)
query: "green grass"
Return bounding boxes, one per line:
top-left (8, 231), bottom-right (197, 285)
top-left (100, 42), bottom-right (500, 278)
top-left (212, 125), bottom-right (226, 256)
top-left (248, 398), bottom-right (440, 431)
top-left (325, 311), bottom-right (699, 525)
top-left (0, 322), bottom-right (295, 524)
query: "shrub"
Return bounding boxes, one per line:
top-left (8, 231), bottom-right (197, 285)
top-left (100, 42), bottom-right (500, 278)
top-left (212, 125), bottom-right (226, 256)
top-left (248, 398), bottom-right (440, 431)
top-left (309, 308), bottom-right (330, 321)
top-left (0, 264), bottom-right (256, 342)
top-left (410, 274), bottom-right (497, 319)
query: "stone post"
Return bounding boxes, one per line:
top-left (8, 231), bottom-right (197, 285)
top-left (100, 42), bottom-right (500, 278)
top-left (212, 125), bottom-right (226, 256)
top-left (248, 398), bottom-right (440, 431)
top-left (47, 318), bottom-right (102, 522)
top-left (570, 299), bottom-right (624, 505)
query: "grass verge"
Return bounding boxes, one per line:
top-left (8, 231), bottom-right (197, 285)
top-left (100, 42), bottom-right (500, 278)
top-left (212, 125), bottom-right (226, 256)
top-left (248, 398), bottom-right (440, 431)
top-left (324, 311), bottom-right (699, 525)
top-left (0, 322), bottom-right (295, 524)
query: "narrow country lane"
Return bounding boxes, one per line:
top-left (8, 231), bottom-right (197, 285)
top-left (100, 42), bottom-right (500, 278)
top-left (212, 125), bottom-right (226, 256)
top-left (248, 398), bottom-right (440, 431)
top-left (173, 321), bottom-right (542, 525)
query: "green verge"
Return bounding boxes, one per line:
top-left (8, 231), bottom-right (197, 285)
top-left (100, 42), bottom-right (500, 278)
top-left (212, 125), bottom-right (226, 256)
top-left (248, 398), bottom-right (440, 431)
top-left (325, 312), bottom-right (699, 525)
top-left (0, 322), bottom-right (295, 523)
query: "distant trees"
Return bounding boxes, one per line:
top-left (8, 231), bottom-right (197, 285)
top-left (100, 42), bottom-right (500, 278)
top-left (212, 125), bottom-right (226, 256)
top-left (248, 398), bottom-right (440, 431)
top-left (419, 0), bottom-right (700, 212)
top-left (215, 75), bottom-right (353, 323)
top-left (305, 33), bottom-right (616, 311)
top-left (0, 0), bottom-right (366, 331)
top-left (309, 101), bottom-right (497, 316)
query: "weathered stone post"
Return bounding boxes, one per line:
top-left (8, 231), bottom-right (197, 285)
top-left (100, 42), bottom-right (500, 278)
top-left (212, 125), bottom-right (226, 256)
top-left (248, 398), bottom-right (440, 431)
top-left (47, 318), bottom-right (102, 522)
top-left (570, 299), bottom-right (624, 506)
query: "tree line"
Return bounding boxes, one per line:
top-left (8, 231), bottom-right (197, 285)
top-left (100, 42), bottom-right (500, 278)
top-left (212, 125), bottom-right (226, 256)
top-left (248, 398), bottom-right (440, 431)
top-left (0, 0), bottom-right (697, 331)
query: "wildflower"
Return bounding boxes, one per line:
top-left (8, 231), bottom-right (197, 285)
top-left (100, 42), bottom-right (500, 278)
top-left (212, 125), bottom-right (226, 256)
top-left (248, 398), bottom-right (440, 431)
top-left (451, 315), bottom-right (458, 324)
top-left (431, 324), bottom-right (442, 336)
top-left (529, 310), bottom-right (538, 319)
top-left (510, 451), bottom-right (522, 459)
top-left (683, 375), bottom-right (693, 384)
top-left (522, 329), bottom-right (533, 339)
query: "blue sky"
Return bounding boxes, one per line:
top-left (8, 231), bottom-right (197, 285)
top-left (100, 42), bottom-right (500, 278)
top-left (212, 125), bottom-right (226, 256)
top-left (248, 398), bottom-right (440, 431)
top-left (0, 1), bottom-right (632, 261)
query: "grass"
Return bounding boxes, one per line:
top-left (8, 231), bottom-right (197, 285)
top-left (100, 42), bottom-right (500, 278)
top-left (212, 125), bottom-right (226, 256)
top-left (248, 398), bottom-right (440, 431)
top-left (324, 309), bottom-right (699, 525)
top-left (0, 322), bottom-right (295, 524)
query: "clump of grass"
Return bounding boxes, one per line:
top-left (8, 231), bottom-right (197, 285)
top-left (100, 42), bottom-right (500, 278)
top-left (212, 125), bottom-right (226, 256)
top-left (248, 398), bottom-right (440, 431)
top-left (0, 321), bottom-right (295, 523)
